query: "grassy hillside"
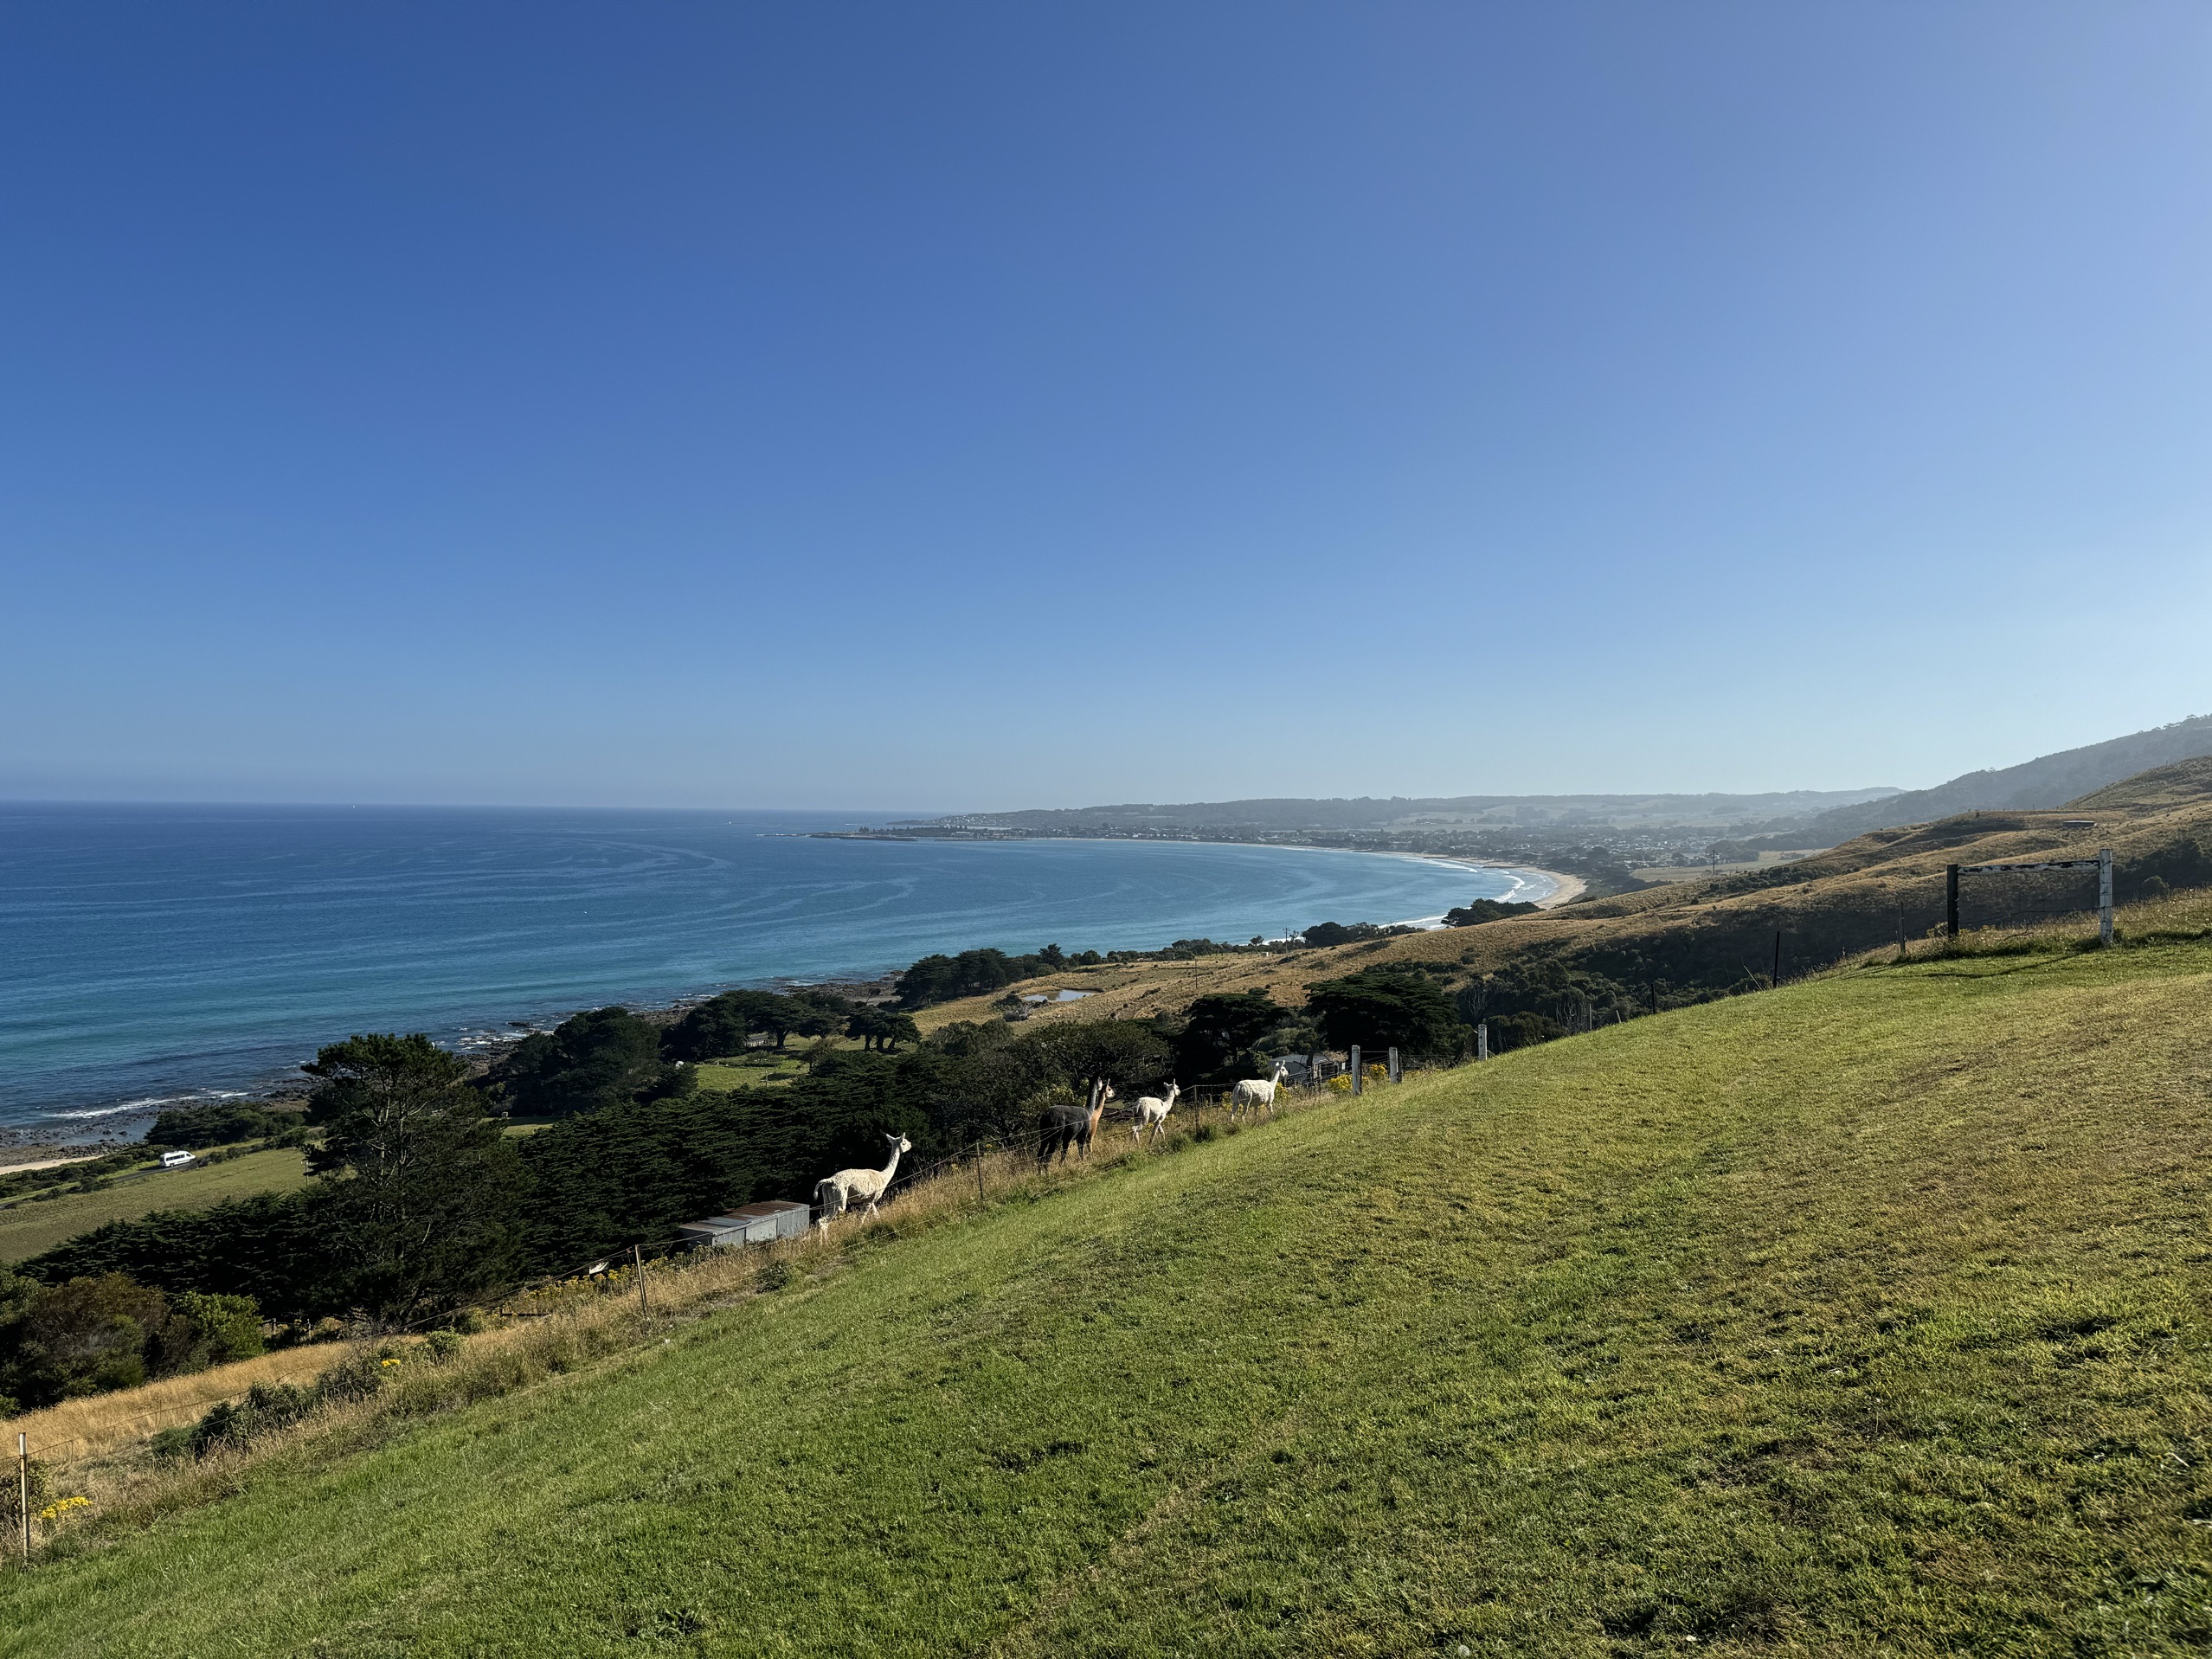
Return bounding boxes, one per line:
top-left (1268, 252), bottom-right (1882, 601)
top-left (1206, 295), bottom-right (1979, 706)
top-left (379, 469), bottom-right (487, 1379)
top-left (1802, 711), bottom-right (2212, 841)
top-left (0, 1148), bottom-right (309, 1264)
top-left (8, 931), bottom-right (2212, 1653)
top-left (915, 775), bottom-right (2212, 1031)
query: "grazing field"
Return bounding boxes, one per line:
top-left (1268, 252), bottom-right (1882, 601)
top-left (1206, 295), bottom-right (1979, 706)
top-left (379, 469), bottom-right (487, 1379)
top-left (0, 1148), bottom-right (309, 1264)
top-left (8, 940), bottom-right (2212, 1655)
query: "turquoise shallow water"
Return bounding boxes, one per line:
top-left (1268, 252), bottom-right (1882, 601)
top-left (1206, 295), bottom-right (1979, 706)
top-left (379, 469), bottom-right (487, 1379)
top-left (0, 803), bottom-right (1545, 1132)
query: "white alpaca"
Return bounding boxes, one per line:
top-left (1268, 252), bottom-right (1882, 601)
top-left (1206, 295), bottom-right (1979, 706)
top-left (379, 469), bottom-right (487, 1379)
top-left (1229, 1061), bottom-right (1289, 1122)
top-left (1132, 1082), bottom-right (1180, 1142)
top-left (814, 1132), bottom-right (912, 1230)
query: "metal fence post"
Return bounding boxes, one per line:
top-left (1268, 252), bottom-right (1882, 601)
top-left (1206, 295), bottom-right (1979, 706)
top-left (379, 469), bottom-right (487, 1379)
top-left (2099, 847), bottom-right (2114, 946)
top-left (1349, 1045), bottom-right (1361, 1096)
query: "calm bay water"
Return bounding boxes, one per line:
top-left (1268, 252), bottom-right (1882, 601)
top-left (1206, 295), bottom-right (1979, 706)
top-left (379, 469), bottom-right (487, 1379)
top-left (0, 802), bottom-right (1546, 1133)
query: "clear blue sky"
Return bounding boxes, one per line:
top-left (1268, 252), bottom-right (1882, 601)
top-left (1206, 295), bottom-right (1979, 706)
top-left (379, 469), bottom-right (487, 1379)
top-left (3, 3), bottom-right (2208, 811)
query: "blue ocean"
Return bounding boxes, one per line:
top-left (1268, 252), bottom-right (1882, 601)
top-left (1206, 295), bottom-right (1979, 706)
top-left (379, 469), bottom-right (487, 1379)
top-left (0, 803), bottom-right (1546, 1134)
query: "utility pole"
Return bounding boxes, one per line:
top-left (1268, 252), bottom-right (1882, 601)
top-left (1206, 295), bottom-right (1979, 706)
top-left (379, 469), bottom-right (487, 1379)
top-left (1946, 865), bottom-right (1961, 941)
top-left (1772, 931), bottom-right (1783, 989)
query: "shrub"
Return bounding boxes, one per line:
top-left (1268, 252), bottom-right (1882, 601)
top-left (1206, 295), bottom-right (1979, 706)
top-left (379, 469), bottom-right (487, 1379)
top-left (423, 1329), bottom-right (464, 1365)
top-left (315, 1345), bottom-right (395, 1405)
top-left (177, 1290), bottom-right (265, 1366)
top-left (755, 1260), bottom-right (795, 1294)
top-left (0, 1272), bottom-right (193, 1405)
top-left (186, 1381), bottom-right (318, 1458)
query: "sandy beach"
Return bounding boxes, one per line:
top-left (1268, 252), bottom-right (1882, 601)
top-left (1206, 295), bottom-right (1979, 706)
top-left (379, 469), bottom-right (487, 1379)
top-left (1419, 853), bottom-right (1587, 910)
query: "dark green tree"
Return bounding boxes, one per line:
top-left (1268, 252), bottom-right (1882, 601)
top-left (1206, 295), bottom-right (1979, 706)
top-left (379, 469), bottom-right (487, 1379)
top-left (846, 1007), bottom-right (923, 1051)
top-left (484, 1006), bottom-right (668, 1116)
top-left (0, 1273), bottom-right (193, 1406)
top-left (304, 1034), bottom-right (526, 1327)
top-left (1016, 1021), bottom-right (1173, 1103)
top-left (1174, 991), bottom-right (1283, 1081)
top-left (661, 992), bottom-right (762, 1061)
top-left (16, 1191), bottom-right (327, 1321)
top-left (145, 1100), bottom-right (292, 1148)
top-left (1302, 969), bottom-right (1463, 1060)
top-left (1442, 898), bottom-right (1540, 927)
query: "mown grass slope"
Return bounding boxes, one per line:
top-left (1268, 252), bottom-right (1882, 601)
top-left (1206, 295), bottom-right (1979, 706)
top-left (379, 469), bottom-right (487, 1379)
top-left (9, 942), bottom-right (2212, 1656)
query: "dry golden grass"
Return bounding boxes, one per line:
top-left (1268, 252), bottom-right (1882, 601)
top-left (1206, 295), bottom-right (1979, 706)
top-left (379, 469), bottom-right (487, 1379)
top-left (12, 1346), bottom-right (338, 1468)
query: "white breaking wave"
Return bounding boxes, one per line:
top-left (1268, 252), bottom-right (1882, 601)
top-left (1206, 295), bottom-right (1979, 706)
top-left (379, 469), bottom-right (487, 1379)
top-left (46, 1090), bottom-right (250, 1121)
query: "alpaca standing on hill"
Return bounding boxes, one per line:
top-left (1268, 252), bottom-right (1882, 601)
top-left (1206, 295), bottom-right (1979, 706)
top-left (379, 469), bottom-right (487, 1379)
top-left (1133, 1082), bottom-right (1179, 1142)
top-left (814, 1132), bottom-right (912, 1230)
top-left (1229, 1061), bottom-right (1289, 1122)
top-left (1038, 1079), bottom-right (1113, 1167)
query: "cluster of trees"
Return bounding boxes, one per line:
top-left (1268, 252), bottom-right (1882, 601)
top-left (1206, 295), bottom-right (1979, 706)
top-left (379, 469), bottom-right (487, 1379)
top-left (894, 946), bottom-right (1096, 1009)
top-left (145, 1100), bottom-right (305, 1149)
top-left (0, 1270), bottom-right (262, 1412)
top-left (661, 988), bottom-right (863, 1059)
top-left (16, 1019), bottom-right (1180, 1341)
top-left (26, 1036), bottom-right (524, 1340)
top-left (1455, 957), bottom-right (1658, 1050)
top-left (520, 1018), bottom-right (1168, 1269)
top-left (1441, 898), bottom-right (1539, 927)
top-left (1298, 921), bottom-right (1418, 948)
top-left (893, 936), bottom-right (1302, 1010)
top-left (481, 990), bottom-right (925, 1120)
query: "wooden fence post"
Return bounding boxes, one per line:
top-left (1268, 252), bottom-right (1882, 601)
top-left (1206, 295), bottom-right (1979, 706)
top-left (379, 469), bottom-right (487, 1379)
top-left (633, 1244), bottom-right (648, 1319)
top-left (1476, 1022), bottom-right (1489, 1062)
top-left (1350, 1045), bottom-right (1362, 1096)
top-left (17, 1431), bottom-right (27, 1564)
top-left (1946, 865), bottom-right (1960, 941)
top-left (1387, 1047), bottom-right (1400, 1084)
top-left (1772, 931), bottom-right (1783, 989)
top-left (2099, 847), bottom-right (2114, 946)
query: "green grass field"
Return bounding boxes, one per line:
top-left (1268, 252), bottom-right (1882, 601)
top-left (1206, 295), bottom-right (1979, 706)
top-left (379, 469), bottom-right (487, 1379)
top-left (9, 942), bottom-right (2212, 1655)
top-left (690, 1048), bottom-right (815, 1090)
top-left (0, 1148), bottom-right (310, 1264)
